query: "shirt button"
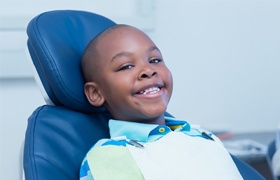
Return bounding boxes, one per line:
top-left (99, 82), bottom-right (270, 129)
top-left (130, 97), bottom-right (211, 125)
top-left (158, 127), bottom-right (165, 133)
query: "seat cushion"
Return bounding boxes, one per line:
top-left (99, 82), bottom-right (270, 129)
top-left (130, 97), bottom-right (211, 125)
top-left (24, 105), bottom-right (111, 179)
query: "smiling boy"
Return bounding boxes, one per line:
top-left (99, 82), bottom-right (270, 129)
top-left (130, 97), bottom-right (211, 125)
top-left (82, 24), bottom-right (172, 125)
top-left (80, 25), bottom-right (244, 179)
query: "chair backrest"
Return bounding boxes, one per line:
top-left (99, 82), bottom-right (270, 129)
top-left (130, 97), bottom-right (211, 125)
top-left (24, 10), bottom-right (265, 180)
top-left (26, 10), bottom-right (115, 113)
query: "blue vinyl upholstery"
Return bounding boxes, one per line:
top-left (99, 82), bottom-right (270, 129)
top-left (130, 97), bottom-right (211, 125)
top-left (24, 10), bottom-right (264, 180)
top-left (26, 10), bottom-right (115, 113)
top-left (24, 105), bottom-right (111, 179)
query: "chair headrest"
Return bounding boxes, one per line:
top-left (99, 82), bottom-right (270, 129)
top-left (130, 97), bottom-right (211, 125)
top-left (27, 10), bottom-right (116, 113)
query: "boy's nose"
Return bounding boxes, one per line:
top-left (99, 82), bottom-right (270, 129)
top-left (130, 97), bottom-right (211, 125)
top-left (138, 65), bottom-right (157, 80)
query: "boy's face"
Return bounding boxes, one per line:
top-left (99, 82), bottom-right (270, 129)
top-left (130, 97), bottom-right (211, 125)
top-left (88, 26), bottom-right (173, 124)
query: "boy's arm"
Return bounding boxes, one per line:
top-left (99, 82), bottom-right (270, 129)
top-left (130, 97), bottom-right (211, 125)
top-left (79, 139), bottom-right (109, 180)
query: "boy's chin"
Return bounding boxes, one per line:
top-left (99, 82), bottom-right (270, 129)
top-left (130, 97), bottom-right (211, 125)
top-left (148, 103), bottom-right (168, 113)
top-left (140, 108), bottom-right (167, 121)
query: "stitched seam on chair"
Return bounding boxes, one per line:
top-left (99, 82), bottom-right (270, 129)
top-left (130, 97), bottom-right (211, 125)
top-left (27, 105), bottom-right (45, 180)
top-left (29, 13), bottom-right (63, 107)
top-left (27, 105), bottom-right (72, 179)
top-left (33, 14), bottom-right (62, 101)
top-left (34, 10), bottom-right (88, 108)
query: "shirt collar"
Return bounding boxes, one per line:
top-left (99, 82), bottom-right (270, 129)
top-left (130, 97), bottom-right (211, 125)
top-left (109, 117), bottom-right (190, 142)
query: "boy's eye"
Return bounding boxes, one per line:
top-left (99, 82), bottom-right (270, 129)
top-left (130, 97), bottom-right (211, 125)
top-left (150, 58), bottom-right (162, 64)
top-left (118, 64), bottom-right (134, 71)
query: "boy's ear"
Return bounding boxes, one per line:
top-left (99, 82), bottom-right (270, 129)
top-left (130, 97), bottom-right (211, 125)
top-left (84, 82), bottom-right (105, 107)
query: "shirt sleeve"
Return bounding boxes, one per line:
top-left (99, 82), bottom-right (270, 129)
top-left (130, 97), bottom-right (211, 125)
top-left (79, 139), bottom-right (108, 180)
top-left (79, 138), bottom-right (144, 180)
top-left (80, 158), bottom-right (94, 180)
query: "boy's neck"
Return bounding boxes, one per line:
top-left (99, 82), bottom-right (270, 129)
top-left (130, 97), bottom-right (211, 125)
top-left (139, 114), bottom-right (166, 125)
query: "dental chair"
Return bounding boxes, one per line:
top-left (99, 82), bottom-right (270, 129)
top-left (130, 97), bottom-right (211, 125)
top-left (23, 10), bottom-right (264, 180)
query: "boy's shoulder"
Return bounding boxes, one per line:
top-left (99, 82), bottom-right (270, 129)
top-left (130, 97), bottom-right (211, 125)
top-left (81, 138), bottom-right (143, 180)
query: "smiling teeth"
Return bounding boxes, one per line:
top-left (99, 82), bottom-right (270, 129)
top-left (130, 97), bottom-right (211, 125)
top-left (140, 87), bottom-right (160, 95)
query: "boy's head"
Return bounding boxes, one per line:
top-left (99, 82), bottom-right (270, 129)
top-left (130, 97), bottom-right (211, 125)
top-left (82, 24), bottom-right (173, 124)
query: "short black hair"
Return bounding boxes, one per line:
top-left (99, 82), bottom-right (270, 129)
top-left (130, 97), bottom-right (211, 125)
top-left (81, 24), bottom-right (129, 82)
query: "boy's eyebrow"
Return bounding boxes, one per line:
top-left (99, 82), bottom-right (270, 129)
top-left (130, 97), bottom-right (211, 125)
top-left (111, 46), bottom-right (160, 62)
top-left (111, 52), bottom-right (132, 62)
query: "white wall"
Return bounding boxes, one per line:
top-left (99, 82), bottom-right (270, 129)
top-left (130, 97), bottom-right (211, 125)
top-left (0, 0), bottom-right (279, 179)
top-left (152, 1), bottom-right (280, 132)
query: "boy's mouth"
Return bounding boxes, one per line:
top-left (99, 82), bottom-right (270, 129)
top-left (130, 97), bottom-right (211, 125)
top-left (137, 87), bottom-right (161, 95)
